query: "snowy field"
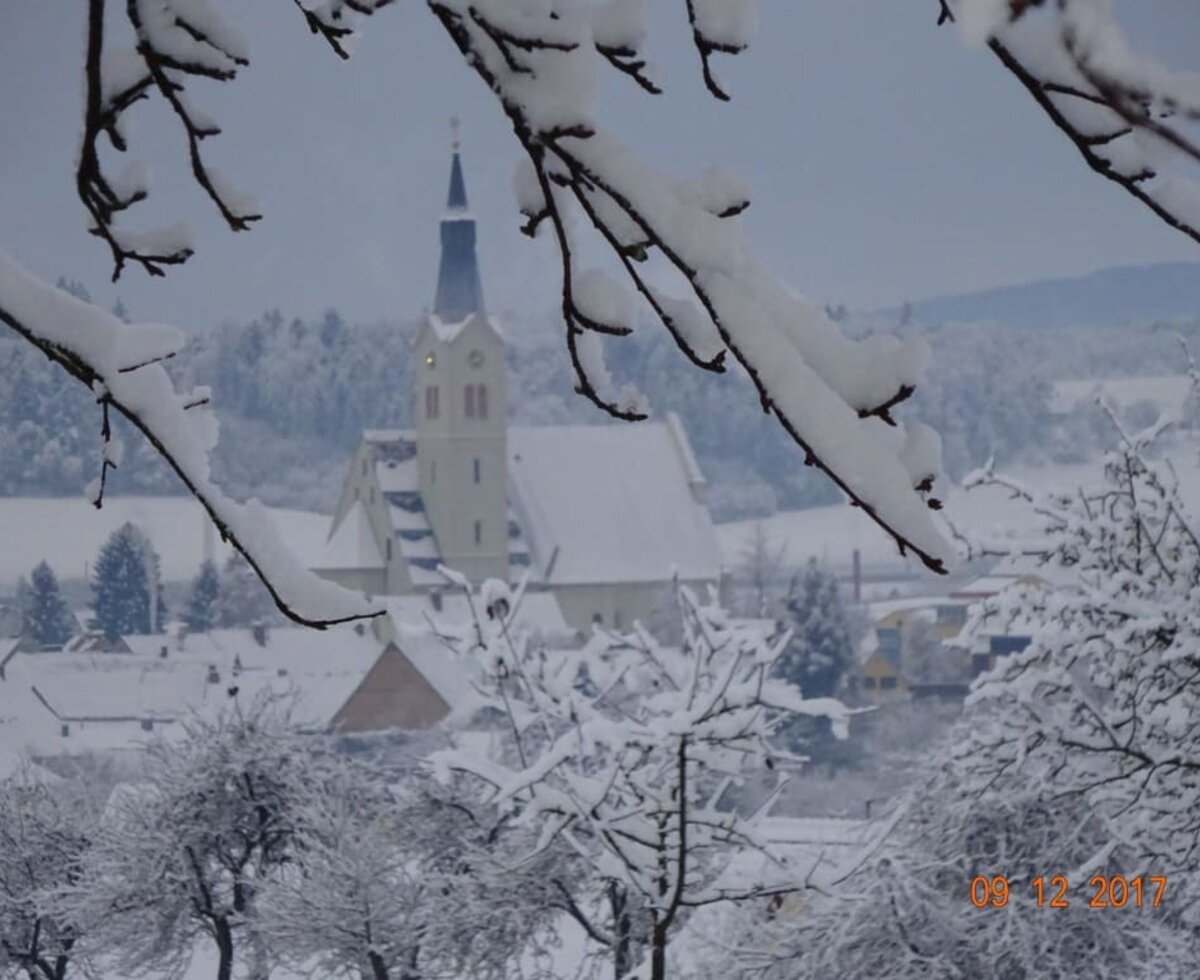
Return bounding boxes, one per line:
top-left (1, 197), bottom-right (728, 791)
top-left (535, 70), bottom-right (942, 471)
top-left (0, 496), bottom-right (330, 586)
top-left (717, 448), bottom-right (1200, 576)
top-left (5, 442), bottom-right (1200, 591)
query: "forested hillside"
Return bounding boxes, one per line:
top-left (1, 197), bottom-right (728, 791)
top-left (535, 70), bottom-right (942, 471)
top-left (4, 285), bottom-right (1197, 519)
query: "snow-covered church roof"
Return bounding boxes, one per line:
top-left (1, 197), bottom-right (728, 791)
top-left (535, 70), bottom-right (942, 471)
top-left (509, 417), bottom-right (722, 585)
top-left (312, 501), bottom-right (383, 571)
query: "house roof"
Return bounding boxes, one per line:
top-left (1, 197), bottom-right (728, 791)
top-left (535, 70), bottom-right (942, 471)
top-left (508, 418), bottom-right (722, 586)
top-left (382, 590), bottom-right (572, 640)
top-left (0, 625), bottom-right (388, 756)
top-left (391, 626), bottom-right (477, 712)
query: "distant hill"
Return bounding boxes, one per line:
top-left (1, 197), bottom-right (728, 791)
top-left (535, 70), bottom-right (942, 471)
top-left (887, 262), bottom-right (1200, 329)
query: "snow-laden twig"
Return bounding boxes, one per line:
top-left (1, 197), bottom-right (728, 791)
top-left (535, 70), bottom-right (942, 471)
top-left (0, 254), bottom-right (381, 629)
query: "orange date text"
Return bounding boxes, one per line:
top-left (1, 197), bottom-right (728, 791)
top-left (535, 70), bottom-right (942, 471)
top-left (969, 874), bottom-right (1167, 909)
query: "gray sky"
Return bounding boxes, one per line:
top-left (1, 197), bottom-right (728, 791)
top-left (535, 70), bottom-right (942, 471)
top-left (1, 2), bottom-right (1198, 331)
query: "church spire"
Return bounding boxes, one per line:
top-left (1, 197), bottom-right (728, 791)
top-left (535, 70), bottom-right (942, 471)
top-left (433, 118), bottom-right (485, 323)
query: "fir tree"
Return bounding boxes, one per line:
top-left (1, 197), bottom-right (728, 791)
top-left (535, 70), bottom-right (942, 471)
top-left (774, 559), bottom-right (854, 757)
top-left (184, 560), bottom-right (220, 633)
top-left (26, 562), bottom-right (75, 650)
top-left (92, 523), bottom-right (166, 640)
top-left (776, 558), bottom-right (853, 698)
top-left (214, 554), bottom-right (277, 628)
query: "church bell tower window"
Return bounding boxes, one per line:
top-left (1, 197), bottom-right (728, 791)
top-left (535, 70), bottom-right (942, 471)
top-left (464, 384), bottom-right (488, 419)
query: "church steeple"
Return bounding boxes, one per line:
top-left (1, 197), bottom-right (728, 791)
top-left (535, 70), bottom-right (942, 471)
top-left (433, 119), bottom-right (485, 323)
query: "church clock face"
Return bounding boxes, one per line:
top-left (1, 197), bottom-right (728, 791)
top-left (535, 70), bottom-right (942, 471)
top-left (468, 349), bottom-right (485, 369)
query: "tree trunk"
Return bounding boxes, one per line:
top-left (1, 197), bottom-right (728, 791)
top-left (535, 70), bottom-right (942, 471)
top-left (649, 923), bottom-right (667, 980)
top-left (213, 917), bottom-right (235, 980)
top-left (610, 883), bottom-right (633, 980)
top-left (367, 950), bottom-right (391, 980)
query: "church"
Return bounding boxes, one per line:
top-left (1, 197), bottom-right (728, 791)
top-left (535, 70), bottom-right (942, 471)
top-left (312, 137), bottom-right (725, 632)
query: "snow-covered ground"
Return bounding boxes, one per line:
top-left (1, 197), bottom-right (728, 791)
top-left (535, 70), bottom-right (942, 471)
top-left (0, 496), bottom-right (330, 586)
top-left (717, 447), bottom-right (1200, 579)
top-left (5, 441), bottom-right (1200, 593)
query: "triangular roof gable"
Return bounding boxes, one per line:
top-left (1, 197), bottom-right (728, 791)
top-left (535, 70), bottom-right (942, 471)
top-left (329, 642), bottom-right (450, 733)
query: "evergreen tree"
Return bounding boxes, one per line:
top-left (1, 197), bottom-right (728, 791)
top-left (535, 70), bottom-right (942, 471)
top-left (12, 575), bottom-right (30, 632)
top-left (26, 561), bottom-right (75, 650)
top-left (213, 554), bottom-right (277, 628)
top-left (184, 560), bottom-right (220, 633)
top-left (92, 523), bottom-right (166, 640)
top-left (776, 559), bottom-right (853, 698)
top-left (774, 559), bottom-right (854, 757)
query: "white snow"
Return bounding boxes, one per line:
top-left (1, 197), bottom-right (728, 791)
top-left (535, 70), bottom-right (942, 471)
top-left (313, 501), bottom-right (383, 571)
top-left (0, 495), bottom-right (329, 586)
top-left (509, 420), bottom-right (723, 585)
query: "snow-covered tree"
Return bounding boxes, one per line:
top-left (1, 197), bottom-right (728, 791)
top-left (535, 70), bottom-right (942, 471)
top-left (213, 555), bottom-right (279, 629)
top-left (91, 523), bottom-right (165, 640)
top-left (184, 560), bottom-right (220, 634)
top-left (0, 775), bottom-right (98, 980)
top-left (24, 563), bottom-right (75, 651)
top-left (697, 753), bottom-right (1196, 980)
top-left (71, 698), bottom-right (312, 980)
top-left (776, 559), bottom-right (853, 700)
top-left (899, 614), bottom-right (952, 684)
top-left (734, 523), bottom-right (787, 619)
top-left (261, 769), bottom-right (571, 980)
top-left (953, 395), bottom-right (1200, 876)
top-left (433, 574), bottom-right (855, 980)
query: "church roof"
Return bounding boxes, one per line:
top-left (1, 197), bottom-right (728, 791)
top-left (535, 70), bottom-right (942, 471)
top-left (508, 418), bottom-right (723, 586)
top-left (433, 150), bottom-right (486, 324)
top-left (314, 501), bottom-right (383, 571)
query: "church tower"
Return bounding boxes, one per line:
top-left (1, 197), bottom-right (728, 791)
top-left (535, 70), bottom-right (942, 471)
top-left (413, 123), bottom-right (509, 585)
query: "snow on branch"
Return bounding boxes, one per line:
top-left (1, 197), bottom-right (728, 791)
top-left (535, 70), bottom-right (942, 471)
top-left (48, 0), bottom-right (957, 578)
top-left (0, 254), bottom-right (381, 629)
top-left (429, 0), bottom-right (953, 573)
top-left (956, 384), bottom-right (1200, 871)
top-left (946, 0), bottom-right (1200, 246)
top-left (429, 574), bottom-right (856, 980)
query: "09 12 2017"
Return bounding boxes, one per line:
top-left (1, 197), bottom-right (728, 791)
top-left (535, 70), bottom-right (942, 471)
top-left (969, 874), bottom-right (1168, 909)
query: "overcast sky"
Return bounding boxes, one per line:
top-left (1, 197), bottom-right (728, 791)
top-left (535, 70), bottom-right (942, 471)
top-left (1, 2), bottom-right (1198, 331)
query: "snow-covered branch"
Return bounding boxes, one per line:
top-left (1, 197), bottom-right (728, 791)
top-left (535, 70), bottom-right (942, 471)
top-left (947, 0), bottom-right (1200, 246)
top-left (0, 255), bottom-right (380, 629)
top-left (430, 576), bottom-right (854, 980)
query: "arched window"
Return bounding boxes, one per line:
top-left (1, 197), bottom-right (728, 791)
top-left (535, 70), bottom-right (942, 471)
top-left (425, 385), bottom-right (440, 420)
top-left (474, 519), bottom-right (482, 546)
top-left (385, 538), bottom-right (393, 561)
top-left (473, 457), bottom-right (481, 484)
top-left (477, 384), bottom-right (488, 419)
top-left (465, 384), bottom-right (475, 418)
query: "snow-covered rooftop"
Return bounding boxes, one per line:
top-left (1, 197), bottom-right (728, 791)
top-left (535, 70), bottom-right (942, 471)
top-left (313, 501), bottom-right (383, 571)
top-left (0, 625), bottom-right (385, 757)
top-left (508, 420), bottom-right (722, 586)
